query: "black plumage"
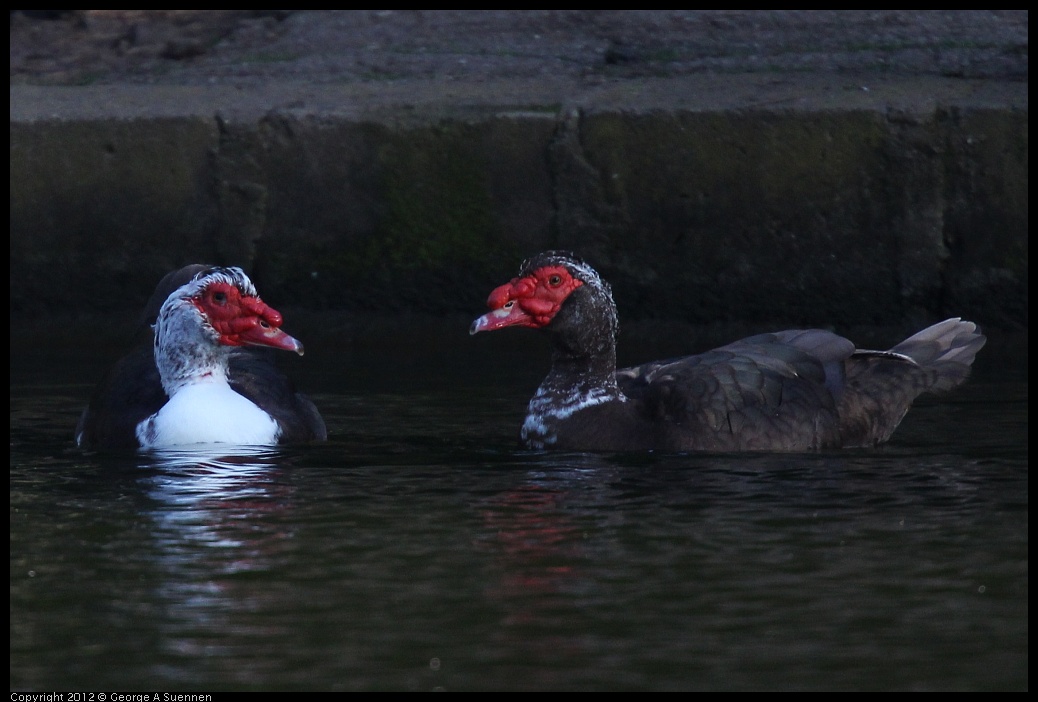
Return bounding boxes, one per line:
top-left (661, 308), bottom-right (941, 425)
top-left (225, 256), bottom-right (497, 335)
top-left (75, 264), bottom-right (326, 450)
top-left (472, 251), bottom-right (986, 452)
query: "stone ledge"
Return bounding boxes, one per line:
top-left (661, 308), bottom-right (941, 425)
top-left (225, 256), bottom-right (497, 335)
top-left (9, 75), bottom-right (1028, 329)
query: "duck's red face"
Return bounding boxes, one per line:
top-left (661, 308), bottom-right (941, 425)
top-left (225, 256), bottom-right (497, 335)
top-left (470, 265), bottom-right (583, 334)
top-left (193, 281), bottom-right (304, 355)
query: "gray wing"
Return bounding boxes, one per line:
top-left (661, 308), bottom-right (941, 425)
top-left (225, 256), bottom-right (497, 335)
top-left (617, 330), bottom-right (855, 451)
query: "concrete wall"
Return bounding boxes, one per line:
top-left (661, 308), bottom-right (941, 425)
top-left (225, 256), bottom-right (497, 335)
top-left (9, 76), bottom-right (1028, 329)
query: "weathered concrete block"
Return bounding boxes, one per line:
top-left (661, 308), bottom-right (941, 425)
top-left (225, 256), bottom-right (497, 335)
top-left (224, 113), bottom-right (559, 311)
top-left (940, 107), bottom-right (1029, 329)
top-left (8, 77), bottom-right (1027, 330)
top-left (10, 117), bottom-right (219, 315)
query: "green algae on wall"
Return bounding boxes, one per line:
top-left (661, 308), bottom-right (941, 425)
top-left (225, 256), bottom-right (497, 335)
top-left (9, 117), bottom-right (219, 316)
top-left (561, 109), bottom-right (934, 324)
top-left (246, 116), bottom-right (554, 312)
top-left (363, 127), bottom-right (501, 274)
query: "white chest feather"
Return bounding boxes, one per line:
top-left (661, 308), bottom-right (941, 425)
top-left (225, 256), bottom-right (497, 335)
top-left (521, 384), bottom-right (623, 448)
top-left (136, 380), bottom-right (281, 448)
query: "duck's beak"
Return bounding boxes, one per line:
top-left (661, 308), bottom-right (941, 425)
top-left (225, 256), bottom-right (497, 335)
top-left (237, 320), bottom-right (305, 356)
top-left (469, 301), bottom-right (534, 335)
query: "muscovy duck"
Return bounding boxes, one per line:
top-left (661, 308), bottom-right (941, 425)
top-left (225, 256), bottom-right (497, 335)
top-left (75, 265), bottom-right (327, 450)
top-left (470, 251), bottom-right (986, 452)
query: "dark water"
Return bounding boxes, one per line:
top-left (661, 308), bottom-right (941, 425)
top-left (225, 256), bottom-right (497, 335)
top-left (10, 329), bottom-right (1028, 691)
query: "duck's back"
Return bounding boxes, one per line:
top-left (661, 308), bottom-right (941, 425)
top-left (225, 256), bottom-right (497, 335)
top-left (618, 329), bottom-right (854, 451)
top-left (75, 344), bottom-right (166, 450)
top-left (615, 320), bottom-right (985, 451)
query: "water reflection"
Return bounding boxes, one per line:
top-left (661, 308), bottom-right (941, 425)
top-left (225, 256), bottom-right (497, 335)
top-left (8, 343), bottom-right (1029, 691)
top-left (137, 447), bottom-right (300, 685)
top-left (141, 447), bottom-right (292, 558)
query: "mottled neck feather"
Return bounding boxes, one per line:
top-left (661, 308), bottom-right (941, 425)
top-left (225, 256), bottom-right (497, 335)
top-left (543, 272), bottom-right (622, 396)
top-left (153, 297), bottom-right (231, 396)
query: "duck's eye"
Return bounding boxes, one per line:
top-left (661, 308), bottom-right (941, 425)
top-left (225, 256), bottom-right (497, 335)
top-left (548, 274), bottom-right (562, 286)
top-left (503, 300), bottom-right (515, 309)
top-left (212, 291), bottom-right (227, 304)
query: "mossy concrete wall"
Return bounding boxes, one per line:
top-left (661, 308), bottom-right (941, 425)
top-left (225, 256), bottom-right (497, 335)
top-left (9, 76), bottom-right (1028, 329)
